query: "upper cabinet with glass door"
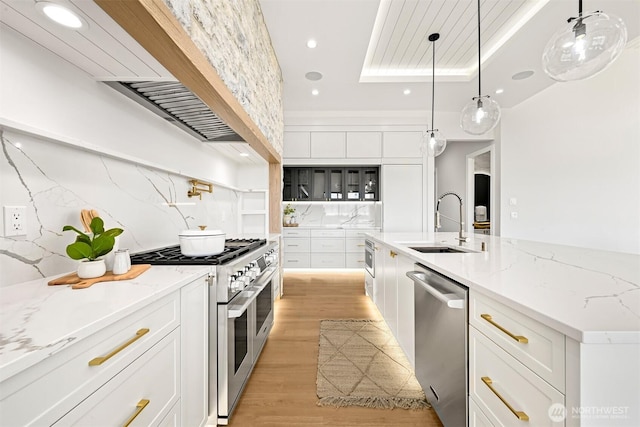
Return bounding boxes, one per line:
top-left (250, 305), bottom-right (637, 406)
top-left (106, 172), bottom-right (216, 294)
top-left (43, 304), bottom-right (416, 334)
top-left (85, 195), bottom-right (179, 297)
top-left (283, 166), bottom-right (379, 202)
top-left (283, 168), bottom-right (311, 201)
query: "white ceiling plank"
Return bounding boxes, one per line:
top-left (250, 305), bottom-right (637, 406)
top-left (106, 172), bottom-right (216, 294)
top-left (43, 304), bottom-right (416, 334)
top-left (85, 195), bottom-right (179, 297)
top-left (0, 3), bottom-right (111, 77)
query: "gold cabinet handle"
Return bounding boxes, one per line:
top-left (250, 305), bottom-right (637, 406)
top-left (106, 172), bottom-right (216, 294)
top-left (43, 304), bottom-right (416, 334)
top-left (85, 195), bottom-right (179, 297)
top-left (357, 244), bottom-right (365, 247)
top-left (389, 250), bottom-right (397, 258)
top-left (89, 328), bottom-right (149, 366)
top-left (480, 314), bottom-right (528, 343)
top-left (123, 399), bottom-right (150, 427)
top-left (481, 377), bottom-right (529, 421)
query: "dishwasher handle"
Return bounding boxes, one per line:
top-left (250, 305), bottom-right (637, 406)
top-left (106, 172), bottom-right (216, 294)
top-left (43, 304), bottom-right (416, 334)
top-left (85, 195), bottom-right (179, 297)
top-left (406, 271), bottom-right (465, 309)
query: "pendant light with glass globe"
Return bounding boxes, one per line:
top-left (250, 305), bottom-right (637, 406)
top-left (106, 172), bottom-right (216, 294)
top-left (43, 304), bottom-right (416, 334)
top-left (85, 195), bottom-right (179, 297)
top-left (460, 0), bottom-right (501, 135)
top-left (542, 0), bottom-right (627, 82)
top-left (422, 32), bottom-right (446, 157)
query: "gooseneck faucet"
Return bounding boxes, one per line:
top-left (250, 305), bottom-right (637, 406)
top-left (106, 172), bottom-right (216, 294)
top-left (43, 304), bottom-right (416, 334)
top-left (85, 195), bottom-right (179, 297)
top-left (436, 192), bottom-right (469, 243)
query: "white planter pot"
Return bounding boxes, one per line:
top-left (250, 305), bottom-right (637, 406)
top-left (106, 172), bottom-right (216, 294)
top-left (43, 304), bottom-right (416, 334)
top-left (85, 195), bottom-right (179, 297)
top-left (77, 259), bottom-right (106, 279)
top-left (179, 229), bottom-right (226, 256)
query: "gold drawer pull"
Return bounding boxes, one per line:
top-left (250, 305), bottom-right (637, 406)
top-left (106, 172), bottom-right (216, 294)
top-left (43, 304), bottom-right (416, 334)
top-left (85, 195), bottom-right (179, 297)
top-left (390, 250), bottom-right (397, 258)
top-left (481, 377), bottom-right (529, 421)
top-left (89, 328), bottom-right (149, 366)
top-left (123, 399), bottom-right (150, 427)
top-left (357, 244), bottom-right (365, 247)
top-left (480, 314), bottom-right (528, 343)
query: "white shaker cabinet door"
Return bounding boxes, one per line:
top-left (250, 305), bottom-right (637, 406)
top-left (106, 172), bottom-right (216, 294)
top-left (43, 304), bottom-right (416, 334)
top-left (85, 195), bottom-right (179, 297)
top-left (310, 132), bottom-right (346, 158)
top-left (346, 132), bottom-right (382, 158)
top-left (382, 132), bottom-right (423, 158)
top-left (283, 132), bottom-right (311, 158)
top-left (382, 164), bottom-right (423, 232)
top-left (181, 277), bottom-right (209, 427)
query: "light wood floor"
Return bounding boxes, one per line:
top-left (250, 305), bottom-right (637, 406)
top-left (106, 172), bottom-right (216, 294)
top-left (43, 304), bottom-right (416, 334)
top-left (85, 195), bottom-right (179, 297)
top-left (229, 271), bottom-right (444, 427)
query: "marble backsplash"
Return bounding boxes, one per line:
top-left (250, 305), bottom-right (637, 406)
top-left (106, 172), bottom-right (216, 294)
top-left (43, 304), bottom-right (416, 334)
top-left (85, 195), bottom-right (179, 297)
top-left (282, 202), bottom-right (381, 228)
top-left (0, 130), bottom-right (239, 287)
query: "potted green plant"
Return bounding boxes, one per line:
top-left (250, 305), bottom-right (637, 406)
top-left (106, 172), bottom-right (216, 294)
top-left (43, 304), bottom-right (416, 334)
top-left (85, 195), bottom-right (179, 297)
top-left (283, 203), bottom-right (296, 225)
top-left (63, 217), bottom-right (123, 278)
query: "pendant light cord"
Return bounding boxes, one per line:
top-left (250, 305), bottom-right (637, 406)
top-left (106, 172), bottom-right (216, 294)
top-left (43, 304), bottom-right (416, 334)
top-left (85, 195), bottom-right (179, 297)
top-left (477, 0), bottom-right (481, 98)
top-left (431, 37), bottom-right (435, 131)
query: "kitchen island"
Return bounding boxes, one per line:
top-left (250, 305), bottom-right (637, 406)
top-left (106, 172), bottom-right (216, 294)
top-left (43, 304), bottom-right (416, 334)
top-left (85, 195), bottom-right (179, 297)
top-left (366, 231), bottom-right (639, 427)
top-left (0, 266), bottom-right (211, 426)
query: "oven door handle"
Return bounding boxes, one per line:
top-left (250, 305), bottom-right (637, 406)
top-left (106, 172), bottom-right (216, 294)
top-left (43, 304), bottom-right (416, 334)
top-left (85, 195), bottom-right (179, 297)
top-left (228, 266), bottom-right (277, 319)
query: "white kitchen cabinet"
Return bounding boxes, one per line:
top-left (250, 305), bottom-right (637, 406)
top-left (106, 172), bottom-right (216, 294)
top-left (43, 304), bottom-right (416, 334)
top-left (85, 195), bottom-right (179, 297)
top-left (283, 228), bottom-right (311, 268)
top-left (0, 273), bottom-right (209, 427)
top-left (469, 290), bottom-right (566, 427)
top-left (311, 238), bottom-right (345, 253)
top-left (372, 242), bottom-right (385, 314)
top-left (180, 277), bottom-right (209, 427)
top-left (54, 329), bottom-right (181, 426)
top-left (382, 131), bottom-right (423, 158)
top-left (470, 327), bottom-right (565, 427)
top-left (382, 164), bottom-right (423, 232)
top-left (0, 293), bottom-right (180, 427)
top-left (158, 401), bottom-right (181, 427)
top-left (395, 255), bottom-right (415, 369)
top-left (383, 248), bottom-right (399, 337)
top-left (469, 396), bottom-right (495, 427)
top-left (311, 253), bottom-right (345, 268)
top-left (310, 132), bottom-right (346, 158)
top-left (283, 132), bottom-right (311, 158)
top-left (470, 291), bottom-right (565, 391)
top-left (346, 132), bottom-right (382, 158)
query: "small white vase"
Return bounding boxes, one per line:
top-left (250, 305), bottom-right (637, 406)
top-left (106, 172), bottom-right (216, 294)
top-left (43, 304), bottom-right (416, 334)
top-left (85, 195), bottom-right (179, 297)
top-left (283, 214), bottom-right (291, 225)
top-left (77, 259), bottom-right (106, 279)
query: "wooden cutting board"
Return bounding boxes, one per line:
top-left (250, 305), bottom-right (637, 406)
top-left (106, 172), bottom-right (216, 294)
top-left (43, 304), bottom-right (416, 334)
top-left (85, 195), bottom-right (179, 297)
top-left (48, 264), bottom-right (151, 289)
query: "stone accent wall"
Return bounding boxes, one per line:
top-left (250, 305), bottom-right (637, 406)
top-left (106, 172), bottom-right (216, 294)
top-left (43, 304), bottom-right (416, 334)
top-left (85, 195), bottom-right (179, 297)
top-left (165, 0), bottom-right (283, 156)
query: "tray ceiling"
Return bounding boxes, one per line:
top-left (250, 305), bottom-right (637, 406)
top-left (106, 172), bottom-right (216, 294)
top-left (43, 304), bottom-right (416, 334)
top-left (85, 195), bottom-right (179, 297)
top-left (361, 0), bottom-right (550, 82)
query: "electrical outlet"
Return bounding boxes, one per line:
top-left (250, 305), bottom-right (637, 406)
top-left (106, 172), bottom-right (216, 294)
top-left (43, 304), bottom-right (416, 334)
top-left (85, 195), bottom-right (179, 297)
top-left (3, 206), bottom-right (27, 237)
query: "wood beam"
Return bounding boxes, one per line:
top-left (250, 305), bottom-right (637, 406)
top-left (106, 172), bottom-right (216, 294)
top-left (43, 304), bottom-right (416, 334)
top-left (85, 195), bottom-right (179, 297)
top-left (95, 0), bottom-right (281, 165)
top-left (269, 163), bottom-right (282, 234)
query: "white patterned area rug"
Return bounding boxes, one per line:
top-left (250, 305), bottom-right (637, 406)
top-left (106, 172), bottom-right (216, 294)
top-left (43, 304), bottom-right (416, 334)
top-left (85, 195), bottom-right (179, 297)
top-left (316, 319), bottom-right (429, 410)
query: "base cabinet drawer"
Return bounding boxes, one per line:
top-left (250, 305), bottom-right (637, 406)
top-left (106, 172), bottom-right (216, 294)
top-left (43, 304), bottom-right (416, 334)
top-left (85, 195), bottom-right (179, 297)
top-left (311, 238), bottom-right (345, 253)
top-left (470, 396), bottom-right (495, 427)
top-left (284, 253), bottom-right (310, 268)
top-left (470, 291), bottom-right (565, 391)
top-left (283, 238), bottom-right (311, 252)
top-left (158, 401), bottom-right (181, 427)
top-left (311, 253), bottom-right (345, 268)
top-left (345, 252), bottom-right (365, 268)
top-left (470, 327), bottom-right (564, 427)
top-left (55, 329), bottom-right (180, 426)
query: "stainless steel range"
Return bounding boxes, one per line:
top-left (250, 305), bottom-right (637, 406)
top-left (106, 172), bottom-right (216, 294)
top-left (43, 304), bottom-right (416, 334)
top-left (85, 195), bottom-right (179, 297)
top-left (130, 238), bottom-right (279, 426)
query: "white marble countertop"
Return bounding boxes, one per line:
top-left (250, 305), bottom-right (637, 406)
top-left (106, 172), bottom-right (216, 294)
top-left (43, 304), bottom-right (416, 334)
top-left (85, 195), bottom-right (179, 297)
top-left (0, 266), bottom-right (210, 382)
top-left (366, 232), bottom-right (640, 344)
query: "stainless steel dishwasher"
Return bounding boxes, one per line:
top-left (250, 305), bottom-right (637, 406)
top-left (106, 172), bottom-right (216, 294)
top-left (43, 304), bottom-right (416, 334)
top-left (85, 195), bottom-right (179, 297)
top-left (406, 264), bottom-right (468, 427)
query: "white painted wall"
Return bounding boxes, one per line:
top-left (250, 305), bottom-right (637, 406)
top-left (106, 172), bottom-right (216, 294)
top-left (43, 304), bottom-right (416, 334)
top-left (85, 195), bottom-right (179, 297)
top-left (435, 141), bottom-right (492, 232)
top-left (501, 46), bottom-right (640, 254)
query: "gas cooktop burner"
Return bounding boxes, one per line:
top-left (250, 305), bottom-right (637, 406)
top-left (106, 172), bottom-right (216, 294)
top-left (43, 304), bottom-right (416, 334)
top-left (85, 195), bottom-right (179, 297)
top-left (130, 238), bottom-right (266, 265)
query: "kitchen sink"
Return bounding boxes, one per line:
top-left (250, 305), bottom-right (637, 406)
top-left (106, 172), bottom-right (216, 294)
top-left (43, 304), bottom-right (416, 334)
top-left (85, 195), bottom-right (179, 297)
top-left (409, 246), bottom-right (470, 254)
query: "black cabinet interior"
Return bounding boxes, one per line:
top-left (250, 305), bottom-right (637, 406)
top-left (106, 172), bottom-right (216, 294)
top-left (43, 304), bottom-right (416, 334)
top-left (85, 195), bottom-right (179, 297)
top-left (283, 166), bottom-right (379, 201)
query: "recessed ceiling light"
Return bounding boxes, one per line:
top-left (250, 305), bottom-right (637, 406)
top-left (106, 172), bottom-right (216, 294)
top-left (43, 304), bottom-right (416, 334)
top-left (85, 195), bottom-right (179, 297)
top-left (311, 89), bottom-right (319, 96)
top-left (512, 70), bottom-right (535, 80)
top-left (307, 39), bottom-right (317, 49)
top-left (403, 89), bottom-right (411, 95)
top-left (239, 152), bottom-right (250, 157)
top-left (36, 2), bottom-right (86, 29)
top-left (495, 88), bottom-right (504, 94)
top-left (305, 71), bottom-right (323, 81)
